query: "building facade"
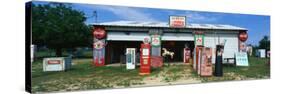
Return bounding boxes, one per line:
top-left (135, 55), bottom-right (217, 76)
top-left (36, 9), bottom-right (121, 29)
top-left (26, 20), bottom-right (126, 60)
top-left (92, 21), bottom-right (247, 65)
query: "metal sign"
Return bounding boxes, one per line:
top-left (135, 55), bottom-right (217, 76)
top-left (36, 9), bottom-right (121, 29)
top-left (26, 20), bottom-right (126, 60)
top-left (93, 27), bottom-right (106, 39)
top-left (169, 16), bottom-right (186, 28)
top-left (194, 34), bottom-right (204, 46)
top-left (143, 37), bottom-right (150, 44)
top-left (238, 31), bottom-right (248, 42)
top-left (126, 48), bottom-right (136, 69)
top-left (235, 52), bottom-right (249, 66)
top-left (151, 35), bottom-right (161, 47)
top-left (93, 40), bottom-right (105, 50)
top-left (43, 58), bottom-right (64, 71)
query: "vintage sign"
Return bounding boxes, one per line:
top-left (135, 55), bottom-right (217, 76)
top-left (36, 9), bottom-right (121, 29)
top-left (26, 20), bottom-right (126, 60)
top-left (43, 58), bottom-right (64, 71)
top-left (235, 52), bottom-right (249, 66)
top-left (93, 40), bottom-right (105, 50)
top-left (239, 42), bottom-right (247, 52)
top-left (93, 27), bottom-right (106, 39)
top-left (238, 31), bottom-right (248, 42)
top-left (93, 39), bottom-right (105, 66)
top-left (151, 35), bottom-right (161, 47)
top-left (43, 57), bottom-right (72, 71)
top-left (169, 16), bottom-right (186, 28)
top-left (47, 60), bottom-right (61, 64)
top-left (194, 34), bottom-right (204, 46)
top-left (143, 37), bottom-right (150, 44)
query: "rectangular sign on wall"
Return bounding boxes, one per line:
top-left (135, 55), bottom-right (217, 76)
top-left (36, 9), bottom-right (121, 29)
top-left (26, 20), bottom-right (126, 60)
top-left (169, 16), bottom-right (186, 28)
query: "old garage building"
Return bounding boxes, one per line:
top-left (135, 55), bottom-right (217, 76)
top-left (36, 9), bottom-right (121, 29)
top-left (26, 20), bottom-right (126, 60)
top-left (91, 20), bottom-right (247, 65)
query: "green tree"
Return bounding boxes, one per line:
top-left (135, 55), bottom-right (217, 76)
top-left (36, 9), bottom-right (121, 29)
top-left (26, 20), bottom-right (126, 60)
top-left (32, 3), bottom-right (91, 56)
top-left (258, 36), bottom-right (270, 50)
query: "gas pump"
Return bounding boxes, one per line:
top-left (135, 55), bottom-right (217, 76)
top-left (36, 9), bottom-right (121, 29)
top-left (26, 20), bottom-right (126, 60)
top-left (214, 45), bottom-right (224, 76)
top-left (126, 48), bottom-right (136, 69)
top-left (193, 32), bottom-right (205, 74)
top-left (200, 47), bottom-right (213, 76)
top-left (183, 47), bottom-right (191, 63)
top-left (139, 42), bottom-right (151, 75)
top-left (195, 46), bottom-right (204, 74)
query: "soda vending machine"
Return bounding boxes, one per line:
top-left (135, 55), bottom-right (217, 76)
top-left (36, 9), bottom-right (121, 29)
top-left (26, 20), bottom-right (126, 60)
top-left (183, 47), bottom-right (191, 63)
top-left (126, 48), bottom-right (136, 69)
top-left (139, 43), bottom-right (151, 75)
top-left (200, 47), bottom-right (213, 76)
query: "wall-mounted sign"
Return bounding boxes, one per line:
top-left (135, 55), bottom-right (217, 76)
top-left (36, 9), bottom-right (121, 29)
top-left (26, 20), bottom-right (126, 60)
top-left (169, 16), bottom-right (186, 28)
top-left (194, 34), bottom-right (204, 46)
top-left (151, 35), bottom-right (161, 47)
top-left (239, 31), bottom-right (248, 42)
top-left (93, 27), bottom-right (106, 39)
top-left (93, 40), bottom-right (105, 50)
top-left (235, 52), bottom-right (249, 66)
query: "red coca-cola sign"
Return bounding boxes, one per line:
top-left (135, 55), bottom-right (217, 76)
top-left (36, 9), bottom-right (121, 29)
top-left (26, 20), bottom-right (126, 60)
top-left (239, 31), bottom-right (248, 42)
top-left (93, 27), bottom-right (106, 39)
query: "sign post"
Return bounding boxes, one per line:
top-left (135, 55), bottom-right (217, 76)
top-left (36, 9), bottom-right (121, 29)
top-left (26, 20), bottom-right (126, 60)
top-left (150, 34), bottom-right (163, 68)
top-left (93, 26), bottom-right (106, 66)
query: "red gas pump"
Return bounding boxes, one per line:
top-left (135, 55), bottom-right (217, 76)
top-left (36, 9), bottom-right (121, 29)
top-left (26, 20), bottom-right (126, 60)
top-left (139, 43), bottom-right (151, 75)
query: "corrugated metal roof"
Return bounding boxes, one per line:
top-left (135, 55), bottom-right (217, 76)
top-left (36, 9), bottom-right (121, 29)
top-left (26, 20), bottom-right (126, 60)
top-left (91, 21), bottom-right (247, 31)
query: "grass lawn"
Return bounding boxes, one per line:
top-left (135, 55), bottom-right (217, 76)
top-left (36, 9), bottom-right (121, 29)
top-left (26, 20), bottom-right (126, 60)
top-left (31, 56), bottom-right (270, 93)
top-left (194, 56), bottom-right (270, 82)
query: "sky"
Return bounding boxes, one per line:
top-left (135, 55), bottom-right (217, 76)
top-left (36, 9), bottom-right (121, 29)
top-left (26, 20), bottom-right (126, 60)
top-left (34, 1), bottom-right (270, 46)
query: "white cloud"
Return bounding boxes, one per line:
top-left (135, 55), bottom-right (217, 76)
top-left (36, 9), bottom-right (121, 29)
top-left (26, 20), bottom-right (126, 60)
top-left (96, 5), bottom-right (160, 22)
top-left (183, 11), bottom-right (219, 23)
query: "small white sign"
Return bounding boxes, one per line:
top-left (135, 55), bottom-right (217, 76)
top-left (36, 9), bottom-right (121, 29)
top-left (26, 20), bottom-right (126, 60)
top-left (235, 52), bottom-right (249, 66)
top-left (143, 48), bottom-right (149, 56)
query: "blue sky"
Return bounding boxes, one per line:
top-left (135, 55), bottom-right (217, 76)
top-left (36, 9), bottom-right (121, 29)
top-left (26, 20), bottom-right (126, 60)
top-left (34, 1), bottom-right (270, 46)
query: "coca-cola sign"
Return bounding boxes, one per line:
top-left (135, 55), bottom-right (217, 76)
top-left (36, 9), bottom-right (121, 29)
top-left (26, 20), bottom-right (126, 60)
top-left (93, 27), bottom-right (106, 39)
top-left (239, 31), bottom-right (248, 42)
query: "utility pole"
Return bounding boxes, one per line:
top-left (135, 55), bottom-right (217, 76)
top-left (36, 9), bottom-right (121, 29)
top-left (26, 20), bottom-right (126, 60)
top-left (93, 11), bottom-right (97, 23)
